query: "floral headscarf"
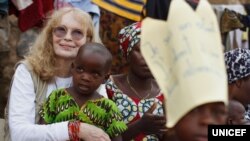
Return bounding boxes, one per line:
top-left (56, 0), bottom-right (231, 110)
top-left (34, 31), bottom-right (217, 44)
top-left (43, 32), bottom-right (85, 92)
top-left (224, 48), bottom-right (250, 83)
top-left (118, 22), bottom-right (141, 59)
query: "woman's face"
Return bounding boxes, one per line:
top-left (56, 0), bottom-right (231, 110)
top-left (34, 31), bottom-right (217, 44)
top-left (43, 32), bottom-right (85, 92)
top-left (174, 102), bottom-right (227, 141)
top-left (128, 43), bottom-right (153, 78)
top-left (52, 12), bottom-right (87, 60)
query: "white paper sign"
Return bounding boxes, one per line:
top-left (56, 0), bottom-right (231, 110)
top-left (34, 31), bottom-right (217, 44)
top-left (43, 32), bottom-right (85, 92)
top-left (141, 0), bottom-right (228, 127)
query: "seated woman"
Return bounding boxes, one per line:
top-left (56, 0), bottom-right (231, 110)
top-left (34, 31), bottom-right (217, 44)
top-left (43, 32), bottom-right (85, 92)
top-left (6, 7), bottom-right (110, 141)
top-left (105, 22), bottom-right (167, 141)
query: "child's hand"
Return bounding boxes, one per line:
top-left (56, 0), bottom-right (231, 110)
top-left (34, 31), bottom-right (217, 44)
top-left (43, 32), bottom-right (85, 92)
top-left (138, 102), bottom-right (168, 135)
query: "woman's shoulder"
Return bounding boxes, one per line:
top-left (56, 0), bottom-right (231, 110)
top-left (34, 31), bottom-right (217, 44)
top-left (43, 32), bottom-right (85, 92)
top-left (106, 74), bottom-right (126, 94)
top-left (15, 62), bottom-right (28, 72)
top-left (109, 74), bottom-right (126, 87)
top-left (13, 61), bottom-right (33, 79)
top-left (110, 73), bottom-right (126, 81)
top-left (14, 60), bottom-right (36, 78)
top-left (15, 60), bottom-right (32, 70)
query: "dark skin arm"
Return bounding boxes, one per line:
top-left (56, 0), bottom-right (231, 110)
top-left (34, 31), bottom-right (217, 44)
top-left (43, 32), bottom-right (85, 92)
top-left (112, 135), bottom-right (122, 141)
top-left (122, 119), bottom-right (142, 140)
top-left (122, 102), bottom-right (168, 140)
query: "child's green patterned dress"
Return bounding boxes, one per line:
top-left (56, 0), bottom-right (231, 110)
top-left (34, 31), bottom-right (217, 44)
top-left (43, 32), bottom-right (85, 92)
top-left (39, 88), bottom-right (127, 138)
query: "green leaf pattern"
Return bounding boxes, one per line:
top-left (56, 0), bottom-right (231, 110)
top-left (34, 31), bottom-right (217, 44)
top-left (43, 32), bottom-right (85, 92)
top-left (39, 88), bottom-right (127, 137)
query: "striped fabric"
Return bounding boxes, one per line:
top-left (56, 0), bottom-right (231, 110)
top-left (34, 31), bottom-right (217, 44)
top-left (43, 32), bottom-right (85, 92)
top-left (92, 0), bottom-right (146, 21)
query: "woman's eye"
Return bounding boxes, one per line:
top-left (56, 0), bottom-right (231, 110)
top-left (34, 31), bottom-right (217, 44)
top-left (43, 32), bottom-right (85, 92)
top-left (72, 30), bottom-right (84, 40)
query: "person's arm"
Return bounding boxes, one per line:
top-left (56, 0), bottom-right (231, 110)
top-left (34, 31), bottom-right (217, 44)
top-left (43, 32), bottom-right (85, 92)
top-left (122, 114), bottom-right (167, 140)
top-left (8, 64), bottom-right (70, 141)
top-left (121, 119), bottom-right (142, 140)
top-left (111, 135), bottom-right (122, 141)
top-left (122, 103), bottom-right (167, 140)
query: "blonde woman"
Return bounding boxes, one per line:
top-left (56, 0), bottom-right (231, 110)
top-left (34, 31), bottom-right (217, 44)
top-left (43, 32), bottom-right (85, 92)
top-left (6, 7), bottom-right (110, 141)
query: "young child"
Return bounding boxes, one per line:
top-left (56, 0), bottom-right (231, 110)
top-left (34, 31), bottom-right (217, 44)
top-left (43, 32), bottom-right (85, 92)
top-left (39, 42), bottom-right (127, 141)
top-left (227, 100), bottom-right (247, 125)
top-left (164, 102), bottom-right (227, 141)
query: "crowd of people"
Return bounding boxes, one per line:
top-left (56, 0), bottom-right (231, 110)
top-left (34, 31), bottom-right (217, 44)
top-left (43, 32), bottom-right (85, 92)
top-left (3, 0), bottom-right (250, 141)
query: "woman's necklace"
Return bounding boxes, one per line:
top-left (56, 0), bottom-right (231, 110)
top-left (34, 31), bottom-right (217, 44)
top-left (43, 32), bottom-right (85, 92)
top-left (126, 76), bottom-right (152, 99)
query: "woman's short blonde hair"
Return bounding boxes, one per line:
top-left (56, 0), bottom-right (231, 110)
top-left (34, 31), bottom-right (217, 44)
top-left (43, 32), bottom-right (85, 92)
top-left (25, 7), bottom-right (95, 81)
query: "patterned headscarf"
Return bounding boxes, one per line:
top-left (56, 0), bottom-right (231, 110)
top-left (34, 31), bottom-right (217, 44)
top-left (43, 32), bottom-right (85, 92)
top-left (224, 48), bottom-right (250, 84)
top-left (118, 22), bottom-right (141, 59)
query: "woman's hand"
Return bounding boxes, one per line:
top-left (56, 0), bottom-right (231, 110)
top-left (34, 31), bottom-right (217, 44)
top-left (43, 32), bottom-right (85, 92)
top-left (78, 123), bottom-right (111, 141)
top-left (138, 102), bottom-right (167, 135)
top-left (121, 102), bottom-right (167, 140)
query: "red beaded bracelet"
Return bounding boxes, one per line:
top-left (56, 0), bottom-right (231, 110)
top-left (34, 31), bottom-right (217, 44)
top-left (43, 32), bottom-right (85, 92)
top-left (68, 120), bottom-right (80, 141)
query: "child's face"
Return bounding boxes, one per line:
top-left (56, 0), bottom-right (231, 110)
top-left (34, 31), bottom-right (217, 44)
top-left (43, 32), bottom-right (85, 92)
top-left (174, 102), bottom-right (227, 141)
top-left (72, 50), bottom-right (108, 95)
top-left (128, 43), bottom-right (153, 78)
top-left (227, 100), bottom-right (246, 125)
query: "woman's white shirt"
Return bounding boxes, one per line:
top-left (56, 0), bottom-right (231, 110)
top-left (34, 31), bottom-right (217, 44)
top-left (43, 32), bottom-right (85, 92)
top-left (9, 64), bottom-right (70, 141)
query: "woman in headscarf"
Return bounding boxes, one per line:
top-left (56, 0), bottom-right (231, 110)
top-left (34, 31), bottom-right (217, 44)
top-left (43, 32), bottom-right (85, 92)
top-left (105, 22), bottom-right (167, 141)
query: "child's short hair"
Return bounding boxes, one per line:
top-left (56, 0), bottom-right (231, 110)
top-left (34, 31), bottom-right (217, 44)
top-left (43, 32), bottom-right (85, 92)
top-left (78, 42), bottom-right (113, 71)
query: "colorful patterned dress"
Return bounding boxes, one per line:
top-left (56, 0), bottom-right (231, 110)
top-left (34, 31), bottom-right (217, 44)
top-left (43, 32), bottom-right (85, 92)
top-left (39, 88), bottom-right (127, 138)
top-left (105, 78), bottom-right (165, 141)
